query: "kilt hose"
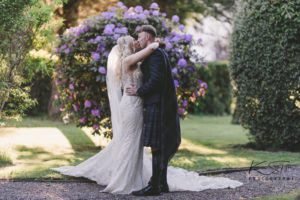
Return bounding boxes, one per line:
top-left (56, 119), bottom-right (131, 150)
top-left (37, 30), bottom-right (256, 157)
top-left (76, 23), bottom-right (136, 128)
top-left (142, 102), bottom-right (162, 148)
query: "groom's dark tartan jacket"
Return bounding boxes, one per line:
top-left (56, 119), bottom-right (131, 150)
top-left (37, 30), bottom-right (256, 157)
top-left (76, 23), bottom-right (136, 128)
top-left (137, 47), bottom-right (181, 169)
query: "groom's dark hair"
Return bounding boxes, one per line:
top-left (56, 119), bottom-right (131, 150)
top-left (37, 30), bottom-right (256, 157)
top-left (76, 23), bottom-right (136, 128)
top-left (137, 25), bottom-right (157, 38)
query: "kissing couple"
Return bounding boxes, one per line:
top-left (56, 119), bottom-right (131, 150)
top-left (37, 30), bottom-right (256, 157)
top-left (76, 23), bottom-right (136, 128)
top-left (51, 25), bottom-right (243, 196)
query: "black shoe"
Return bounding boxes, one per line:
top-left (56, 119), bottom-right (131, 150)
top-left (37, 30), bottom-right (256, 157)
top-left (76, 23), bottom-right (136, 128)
top-left (148, 177), bottom-right (169, 193)
top-left (131, 184), bottom-right (161, 196)
top-left (160, 183), bottom-right (169, 193)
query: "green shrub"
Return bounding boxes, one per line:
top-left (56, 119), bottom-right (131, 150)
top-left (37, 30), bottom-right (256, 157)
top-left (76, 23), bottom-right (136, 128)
top-left (189, 61), bottom-right (232, 115)
top-left (229, 0), bottom-right (300, 151)
top-left (22, 56), bottom-right (55, 116)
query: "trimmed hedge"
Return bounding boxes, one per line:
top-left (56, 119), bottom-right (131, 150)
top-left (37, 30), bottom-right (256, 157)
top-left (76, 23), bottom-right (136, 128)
top-left (229, 0), bottom-right (300, 151)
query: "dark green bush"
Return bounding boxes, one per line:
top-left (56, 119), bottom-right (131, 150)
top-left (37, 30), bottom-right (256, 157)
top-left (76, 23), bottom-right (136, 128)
top-left (229, 0), bottom-right (300, 151)
top-left (22, 56), bottom-right (55, 115)
top-left (189, 61), bottom-right (232, 115)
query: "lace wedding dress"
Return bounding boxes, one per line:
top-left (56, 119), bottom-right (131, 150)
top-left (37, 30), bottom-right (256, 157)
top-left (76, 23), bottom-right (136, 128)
top-left (50, 46), bottom-right (243, 194)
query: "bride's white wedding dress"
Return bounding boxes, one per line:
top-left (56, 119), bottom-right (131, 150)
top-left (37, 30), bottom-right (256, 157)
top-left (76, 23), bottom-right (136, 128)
top-left (50, 46), bottom-right (243, 194)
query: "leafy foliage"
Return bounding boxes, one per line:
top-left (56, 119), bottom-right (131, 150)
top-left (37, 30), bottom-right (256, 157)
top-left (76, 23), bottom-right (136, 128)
top-left (229, 0), bottom-right (300, 151)
top-left (0, 0), bottom-right (64, 119)
top-left (190, 61), bottom-right (232, 115)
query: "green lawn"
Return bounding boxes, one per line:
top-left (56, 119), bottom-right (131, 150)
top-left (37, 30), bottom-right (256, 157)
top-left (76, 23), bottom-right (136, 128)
top-left (253, 189), bottom-right (300, 200)
top-left (0, 114), bottom-right (299, 180)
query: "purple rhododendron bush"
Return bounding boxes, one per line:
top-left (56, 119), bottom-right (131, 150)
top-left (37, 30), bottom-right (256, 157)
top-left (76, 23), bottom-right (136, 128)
top-left (54, 2), bottom-right (207, 136)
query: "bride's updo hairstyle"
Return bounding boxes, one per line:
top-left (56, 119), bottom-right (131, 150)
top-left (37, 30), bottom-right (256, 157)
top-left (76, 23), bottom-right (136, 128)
top-left (116, 35), bottom-right (135, 85)
top-left (117, 35), bottom-right (134, 60)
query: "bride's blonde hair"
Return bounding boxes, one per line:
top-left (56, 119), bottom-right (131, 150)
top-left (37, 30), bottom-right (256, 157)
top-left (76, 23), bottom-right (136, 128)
top-left (116, 35), bottom-right (134, 86)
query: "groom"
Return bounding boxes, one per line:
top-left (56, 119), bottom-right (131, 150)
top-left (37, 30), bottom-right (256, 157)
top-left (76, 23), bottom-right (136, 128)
top-left (126, 25), bottom-right (181, 196)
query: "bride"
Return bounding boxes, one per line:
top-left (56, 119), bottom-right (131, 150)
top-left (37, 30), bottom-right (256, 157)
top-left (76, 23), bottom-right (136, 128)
top-left (50, 35), bottom-right (243, 195)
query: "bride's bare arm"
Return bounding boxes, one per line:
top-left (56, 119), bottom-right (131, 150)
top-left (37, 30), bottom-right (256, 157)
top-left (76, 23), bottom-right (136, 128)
top-left (124, 42), bottom-right (159, 70)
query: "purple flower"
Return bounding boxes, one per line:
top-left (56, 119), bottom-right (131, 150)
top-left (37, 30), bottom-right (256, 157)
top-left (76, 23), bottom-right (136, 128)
top-left (85, 86), bottom-right (88, 90)
top-left (152, 10), bottom-right (159, 16)
top-left (198, 38), bottom-right (203, 43)
top-left (137, 13), bottom-right (147, 20)
top-left (184, 34), bottom-right (193, 42)
top-left (109, 6), bottom-right (117, 12)
top-left (115, 27), bottom-right (128, 34)
top-left (84, 100), bottom-right (92, 108)
top-left (178, 107), bottom-right (185, 115)
top-left (79, 117), bottom-right (85, 124)
top-left (171, 36), bottom-right (181, 43)
top-left (166, 42), bottom-right (172, 50)
top-left (98, 66), bottom-right (106, 74)
top-left (64, 48), bottom-right (70, 54)
top-left (103, 28), bottom-right (113, 35)
top-left (97, 45), bottom-right (105, 52)
top-left (117, 2), bottom-right (124, 7)
top-left (150, 2), bottom-right (159, 9)
top-left (172, 68), bottom-right (178, 74)
top-left (121, 27), bottom-right (128, 34)
top-left (117, 22), bottom-right (122, 27)
top-left (197, 79), bottom-right (202, 85)
top-left (84, 25), bottom-right (90, 32)
top-left (172, 15), bottom-right (180, 23)
top-left (73, 105), bottom-right (79, 112)
top-left (95, 36), bottom-right (102, 42)
top-left (89, 38), bottom-right (95, 43)
top-left (103, 24), bottom-right (115, 35)
top-left (174, 80), bottom-right (179, 88)
top-left (60, 44), bottom-right (67, 51)
top-left (103, 51), bottom-right (109, 57)
top-left (96, 16), bottom-right (101, 20)
top-left (102, 12), bottom-right (115, 20)
top-left (69, 83), bottom-right (74, 90)
top-left (200, 88), bottom-right (206, 95)
top-left (179, 24), bottom-right (185, 31)
top-left (113, 34), bottom-right (120, 40)
top-left (182, 100), bottom-right (188, 107)
top-left (178, 58), bottom-right (187, 67)
top-left (143, 10), bottom-right (150, 15)
top-left (92, 52), bottom-right (100, 61)
top-left (91, 109), bottom-right (100, 117)
top-left (71, 39), bottom-right (76, 44)
top-left (188, 66), bottom-right (195, 71)
top-left (202, 61), bottom-right (208, 66)
top-left (135, 25), bottom-right (141, 32)
top-left (135, 6), bottom-right (143, 13)
top-left (75, 28), bottom-right (84, 37)
top-left (161, 21), bottom-right (166, 27)
top-left (201, 82), bottom-right (208, 89)
top-left (93, 124), bottom-right (100, 130)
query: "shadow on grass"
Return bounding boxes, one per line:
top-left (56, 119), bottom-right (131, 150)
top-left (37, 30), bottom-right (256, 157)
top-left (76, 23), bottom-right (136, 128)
top-left (8, 145), bottom-right (100, 179)
top-left (57, 127), bottom-right (101, 152)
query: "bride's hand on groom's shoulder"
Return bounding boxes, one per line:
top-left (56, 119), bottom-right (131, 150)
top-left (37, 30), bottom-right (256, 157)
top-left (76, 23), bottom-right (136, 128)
top-left (149, 42), bottom-right (159, 50)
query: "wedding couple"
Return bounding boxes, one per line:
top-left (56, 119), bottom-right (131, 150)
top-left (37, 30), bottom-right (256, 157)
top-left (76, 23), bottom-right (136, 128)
top-left (51, 25), bottom-right (243, 196)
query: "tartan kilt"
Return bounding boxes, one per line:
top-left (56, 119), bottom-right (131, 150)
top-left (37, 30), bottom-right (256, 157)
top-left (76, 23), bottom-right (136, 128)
top-left (142, 103), bottom-right (162, 148)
